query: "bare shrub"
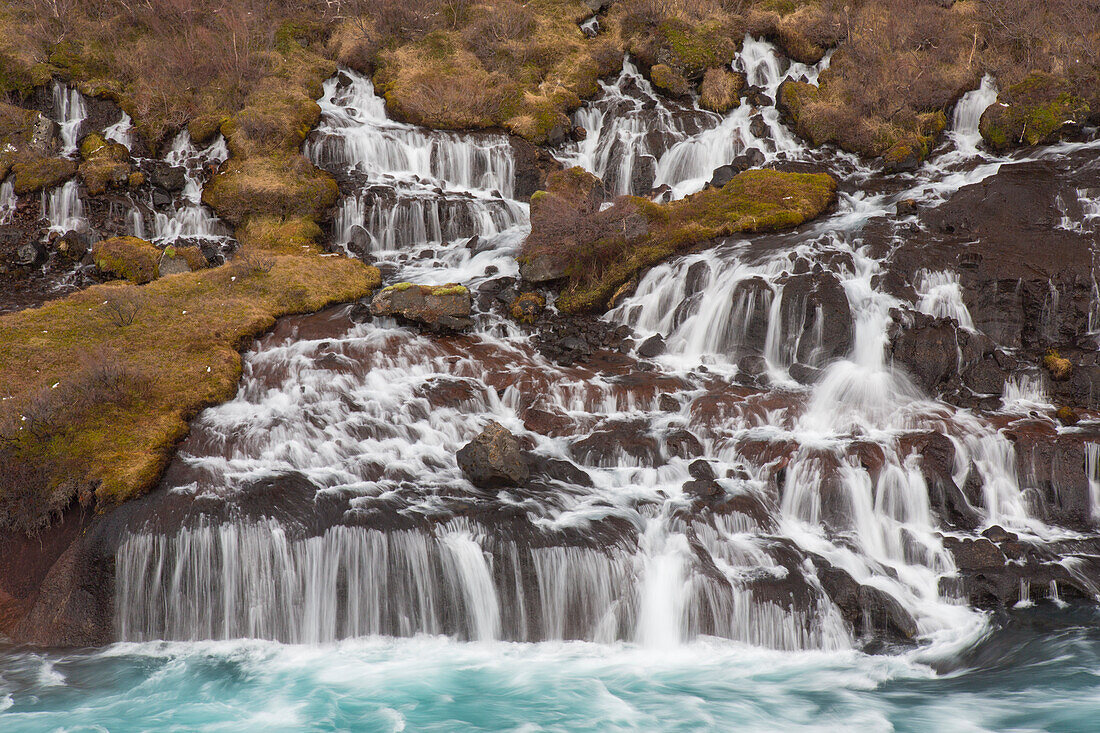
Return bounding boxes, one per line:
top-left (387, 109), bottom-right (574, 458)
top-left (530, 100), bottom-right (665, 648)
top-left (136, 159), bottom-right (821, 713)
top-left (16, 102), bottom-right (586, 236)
top-left (231, 248), bottom-right (276, 276)
top-left (102, 289), bottom-right (145, 327)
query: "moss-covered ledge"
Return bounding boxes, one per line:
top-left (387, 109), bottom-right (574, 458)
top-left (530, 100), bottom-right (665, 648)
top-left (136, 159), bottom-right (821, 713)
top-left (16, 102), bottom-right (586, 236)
top-left (521, 168), bottom-right (837, 314)
top-left (0, 255), bottom-right (380, 524)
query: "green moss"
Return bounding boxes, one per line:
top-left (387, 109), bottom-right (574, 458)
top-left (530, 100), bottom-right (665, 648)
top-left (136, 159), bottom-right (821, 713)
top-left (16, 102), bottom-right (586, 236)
top-left (0, 255), bottom-right (380, 506)
top-left (78, 132), bottom-right (131, 195)
top-left (429, 284), bottom-right (469, 296)
top-left (551, 170), bottom-right (837, 313)
top-left (92, 236), bottom-right (161, 284)
top-left (979, 72), bottom-right (1090, 151)
top-left (10, 155), bottom-right (78, 195)
top-left (649, 64), bottom-right (691, 97)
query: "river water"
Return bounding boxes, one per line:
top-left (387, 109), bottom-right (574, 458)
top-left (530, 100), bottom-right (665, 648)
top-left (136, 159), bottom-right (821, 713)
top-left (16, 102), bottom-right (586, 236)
top-left (2, 605), bottom-right (1100, 731)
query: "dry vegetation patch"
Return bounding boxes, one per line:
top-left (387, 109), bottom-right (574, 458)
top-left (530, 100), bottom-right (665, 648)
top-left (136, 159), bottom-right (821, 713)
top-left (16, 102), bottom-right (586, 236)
top-left (0, 255), bottom-right (380, 528)
top-left (523, 166), bottom-right (836, 313)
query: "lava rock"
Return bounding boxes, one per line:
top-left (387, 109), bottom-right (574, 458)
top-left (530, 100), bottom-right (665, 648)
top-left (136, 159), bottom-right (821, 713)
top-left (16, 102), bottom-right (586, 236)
top-left (637, 334), bottom-right (665, 358)
top-left (12, 240), bottom-right (47, 267)
top-left (456, 421), bottom-right (529, 489)
top-left (54, 230), bottom-right (91, 262)
top-left (147, 161), bottom-right (187, 192)
top-left (370, 282), bottom-right (473, 331)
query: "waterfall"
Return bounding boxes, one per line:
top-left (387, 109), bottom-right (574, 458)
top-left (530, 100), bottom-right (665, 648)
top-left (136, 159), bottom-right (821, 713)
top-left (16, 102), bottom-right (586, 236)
top-left (1087, 443), bottom-right (1100, 523)
top-left (306, 68), bottom-right (527, 278)
top-left (0, 178), bottom-right (15, 224)
top-left (41, 180), bottom-right (85, 233)
top-left (150, 132), bottom-right (232, 245)
top-left (107, 49), bottom-right (1100, 658)
top-left (306, 70), bottom-right (524, 255)
top-left (104, 111), bottom-right (135, 150)
top-left (915, 269), bottom-right (975, 330)
top-left (52, 82), bottom-right (88, 158)
top-left (950, 75), bottom-right (998, 155)
top-left (115, 519), bottom-right (845, 649)
top-left (559, 37), bottom-right (827, 200)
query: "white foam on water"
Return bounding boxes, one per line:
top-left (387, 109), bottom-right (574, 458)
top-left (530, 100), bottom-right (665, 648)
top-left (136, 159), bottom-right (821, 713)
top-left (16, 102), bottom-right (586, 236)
top-left (52, 81), bottom-right (87, 158)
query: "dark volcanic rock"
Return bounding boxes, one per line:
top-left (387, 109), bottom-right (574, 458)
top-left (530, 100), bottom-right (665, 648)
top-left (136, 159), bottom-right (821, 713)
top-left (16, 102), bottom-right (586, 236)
top-left (457, 421), bottom-right (529, 489)
top-left (777, 271), bottom-right (852, 365)
top-left (370, 283), bottom-right (473, 331)
top-left (889, 311), bottom-right (959, 393)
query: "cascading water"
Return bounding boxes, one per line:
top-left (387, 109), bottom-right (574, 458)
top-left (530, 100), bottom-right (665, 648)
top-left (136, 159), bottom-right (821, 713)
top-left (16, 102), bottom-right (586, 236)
top-left (109, 44), bottom-right (1100, 680)
top-left (103, 111), bottom-right (135, 150)
top-left (0, 179), bottom-right (15, 224)
top-left (305, 70), bottom-right (526, 270)
top-left (558, 37), bottom-right (830, 200)
top-left (52, 82), bottom-right (87, 158)
top-left (948, 75), bottom-right (998, 156)
top-left (147, 132), bottom-right (232, 247)
top-left (41, 180), bottom-right (85, 233)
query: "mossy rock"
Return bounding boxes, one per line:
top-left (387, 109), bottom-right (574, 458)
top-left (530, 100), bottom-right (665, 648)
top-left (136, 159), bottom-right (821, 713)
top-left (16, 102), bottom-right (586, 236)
top-left (78, 132), bottom-right (132, 195)
top-left (202, 155), bottom-right (338, 226)
top-left (10, 155), bottom-right (78, 195)
top-left (553, 169), bottom-right (837, 312)
top-left (979, 72), bottom-right (1090, 151)
top-left (92, 236), bottom-right (161, 284)
top-left (650, 64), bottom-right (691, 98)
top-left (1043, 350), bottom-right (1073, 381)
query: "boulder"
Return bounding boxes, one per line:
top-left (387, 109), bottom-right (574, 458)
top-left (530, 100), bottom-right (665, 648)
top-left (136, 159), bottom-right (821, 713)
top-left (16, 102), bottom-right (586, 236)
top-left (158, 249), bottom-right (192, 276)
top-left (54, 230), bottom-right (91, 263)
top-left (777, 271), bottom-right (852, 364)
top-left (147, 161), bottom-right (187, 192)
top-left (12, 240), bottom-right (47, 267)
top-left (456, 421), bottom-right (529, 489)
top-left (370, 282), bottom-right (472, 330)
top-left (519, 251), bottom-right (568, 283)
top-left (889, 311), bottom-right (959, 392)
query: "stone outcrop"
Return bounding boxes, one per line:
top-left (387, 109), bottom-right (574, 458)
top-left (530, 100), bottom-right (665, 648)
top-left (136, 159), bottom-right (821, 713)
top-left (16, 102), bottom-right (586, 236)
top-left (457, 421), bottom-right (529, 489)
top-left (370, 282), bottom-right (472, 330)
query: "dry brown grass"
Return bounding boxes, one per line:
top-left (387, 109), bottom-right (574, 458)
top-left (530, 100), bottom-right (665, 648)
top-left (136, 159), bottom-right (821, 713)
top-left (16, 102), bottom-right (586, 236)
top-left (0, 255), bottom-right (381, 513)
top-left (524, 167), bottom-right (836, 312)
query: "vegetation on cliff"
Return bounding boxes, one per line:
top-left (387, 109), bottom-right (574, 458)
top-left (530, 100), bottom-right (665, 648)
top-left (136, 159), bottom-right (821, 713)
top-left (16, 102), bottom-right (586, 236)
top-left (0, 256), bottom-right (380, 531)
top-left (522, 166), bottom-right (836, 313)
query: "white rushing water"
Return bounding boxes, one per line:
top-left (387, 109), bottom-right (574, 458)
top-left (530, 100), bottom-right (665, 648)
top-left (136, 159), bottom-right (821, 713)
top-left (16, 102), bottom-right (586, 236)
top-left (0, 178), bottom-right (15, 224)
top-left (305, 70), bottom-right (527, 270)
top-left (146, 131), bottom-right (231, 246)
top-left (948, 75), bottom-right (998, 157)
top-left (112, 43), bottom-right (1098, 656)
top-left (103, 111), bottom-right (135, 151)
top-left (41, 180), bottom-right (85, 233)
top-left (558, 36), bottom-right (830, 200)
top-left (51, 81), bottom-right (87, 158)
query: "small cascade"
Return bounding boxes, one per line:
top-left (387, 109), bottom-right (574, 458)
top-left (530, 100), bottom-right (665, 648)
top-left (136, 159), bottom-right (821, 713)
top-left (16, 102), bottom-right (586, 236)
top-left (306, 69), bottom-right (526, 266)
top-left (915, 269), bottom-right (975, 330)
top-left (104, 111), bottom-right (135, 150)
top-left (949, 75), bottom-right (998, 156)
top-left (1001, 373), bottom-right (1048, 409)
top-left (559, 37), bottom-right (826, 200)
top-left (149, 132), bottom-right (232, 247)
top-left (41, 180), bottom-right (86, 233)
top-left (52, 81), bottom-right (88, 158)
top-left (0, 178), bottom-right (15, 224)
top-left (1086, 443), bottom-right (1100, 523)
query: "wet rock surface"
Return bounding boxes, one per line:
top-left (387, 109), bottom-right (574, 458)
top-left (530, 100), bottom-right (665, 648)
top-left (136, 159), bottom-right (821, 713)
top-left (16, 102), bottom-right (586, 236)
top-left (457, 421), bottom-right (530, 489)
